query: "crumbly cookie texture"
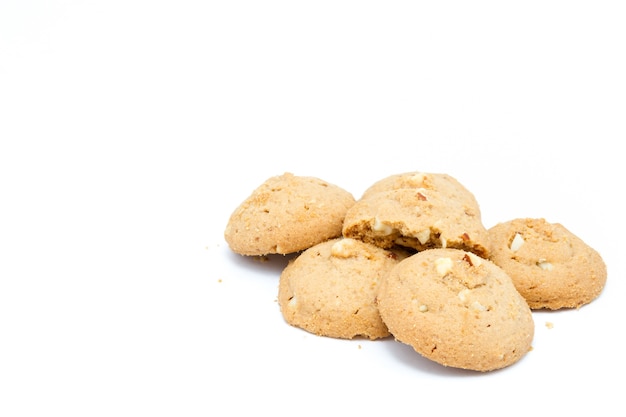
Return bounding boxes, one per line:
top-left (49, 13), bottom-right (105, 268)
top-left (487, 218), bottom-right (607, 310)
top-left (224, 170), bottom-right (608, 372)
top-left (278, 238), bottom-right (410, 340)
top-left (224, 173), bottom-right (355, 256)
top-left (377, 248), bottom-right (535, 372)
top-left (342, 187), bottom-right (490, 257)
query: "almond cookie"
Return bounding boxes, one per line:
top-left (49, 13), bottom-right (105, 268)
top-left (224, 173), bottom-right (355, 256)
top-left (360, 171), bottom-right (480, 205)
top-left (377, 248), bottom-right (534, 372)
top-left (278, 238), bottom-right (409, 340)
top-left (487, 218), bottom-right (607, 310)
top-left (342, 186), bottom-right (490, 257)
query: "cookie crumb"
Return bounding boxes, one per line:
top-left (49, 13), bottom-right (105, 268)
top-left (545, 321), bottom-right (554, 329)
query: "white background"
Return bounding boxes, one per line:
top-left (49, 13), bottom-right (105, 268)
top-left (1, 1), bottom-right (624, 415)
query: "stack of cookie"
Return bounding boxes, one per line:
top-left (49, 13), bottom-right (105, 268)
top-left (224, 171), bottom-right (607, 372)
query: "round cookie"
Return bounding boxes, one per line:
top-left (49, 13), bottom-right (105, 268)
top-left (224, 173), bottom-right (355, 256)
top-left (487, 218), bottom-right (607, 310)
top-left (342, 187), bottom-right (490, 257)
top-left (361, 171), bottom-right (480, 207)
top-left (377, 248), bottom-right (534, 372)
top-left (278, 238), bottom-right (409, 340)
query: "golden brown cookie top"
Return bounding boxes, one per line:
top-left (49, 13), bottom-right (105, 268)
top-left (377, 248), bottom-right (534, 372)
top-left (278, 237), bottom-right (410, 340)
top-left (224, 173), bottom-right (355, 255)
top-left (487, 218), bottom-right (607, 310)
top-left (361, 171), bottom-right (480, 206)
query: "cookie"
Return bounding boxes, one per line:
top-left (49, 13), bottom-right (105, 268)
top-left (342, 186), bottom-right (490, 257)
top-left (224, 173), bottom-right (355, 256)
top-left (360, 171), bottom-right (480, 205)
top-left (487, 218), bottom-right (607, 310)
top-left (278, 238), bottom-right (409, 340)
top-left (377, 248), bottom-right (534, 372)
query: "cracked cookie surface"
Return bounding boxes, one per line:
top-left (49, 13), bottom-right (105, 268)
top-left (342, 186), bottom-right (490, 257)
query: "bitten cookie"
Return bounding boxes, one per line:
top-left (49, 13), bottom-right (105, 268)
top-left (278, 238), bottom-right (409, 340)
top-left (487, 218), bottom-right (607, 310)
top-left (342, 186), bottom-right (490, 257)
top-left (224, 173), bottom-right (355, 256)
top-left (377, 248), bottom-right (534, 372)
